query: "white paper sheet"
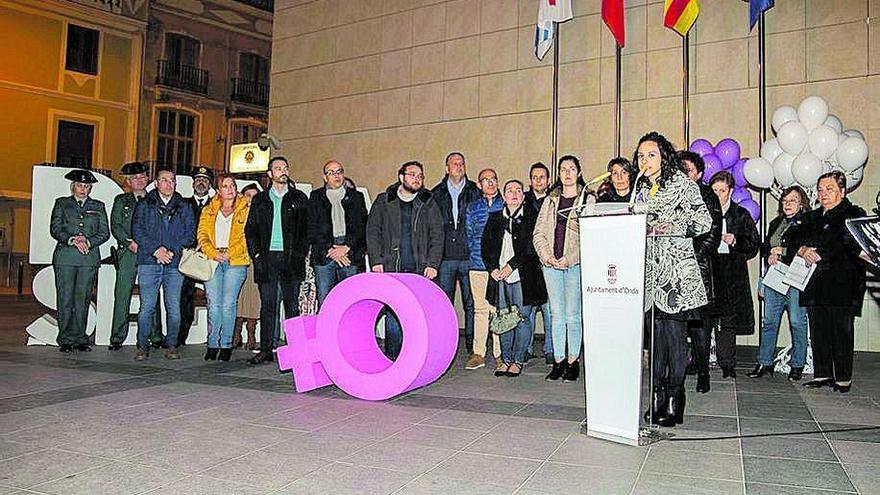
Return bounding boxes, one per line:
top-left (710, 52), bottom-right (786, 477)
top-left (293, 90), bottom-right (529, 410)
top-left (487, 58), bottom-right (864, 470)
top-left (782, 255), bottom-right (817, 291)
top-left (763, 262), bottom-right (790, 295)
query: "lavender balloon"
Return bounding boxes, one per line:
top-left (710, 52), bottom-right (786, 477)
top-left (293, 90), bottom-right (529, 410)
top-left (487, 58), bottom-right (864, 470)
top-left (689, 139), bottom-right (714, 158)
top-left (701, 153), bottom-right (723, 184)
top-left (740, 198), bottom-right (761, 223)
top-left (731, 187), bottom-right (752, 204)
top-left (731, 158), bottom-right (748, 187)
top-left (715, 138), bottom-right (741, 169)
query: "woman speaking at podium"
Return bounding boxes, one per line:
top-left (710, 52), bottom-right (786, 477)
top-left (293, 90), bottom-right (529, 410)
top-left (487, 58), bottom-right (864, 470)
top-left (631, 132), bottom-right (712, 427)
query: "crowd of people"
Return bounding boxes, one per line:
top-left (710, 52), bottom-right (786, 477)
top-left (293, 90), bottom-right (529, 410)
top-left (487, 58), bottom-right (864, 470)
top-left (49, 130), bottom-right (870, 428)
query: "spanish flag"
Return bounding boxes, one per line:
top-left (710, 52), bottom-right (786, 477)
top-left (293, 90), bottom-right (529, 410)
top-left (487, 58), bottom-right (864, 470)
top-left (663, 0), bottom-right (700, 37)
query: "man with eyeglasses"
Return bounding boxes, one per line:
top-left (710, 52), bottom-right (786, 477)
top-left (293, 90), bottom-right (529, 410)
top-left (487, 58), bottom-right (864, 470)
top-left (245, 156), bottom-right (310, 365)
top-left (366, 160), bottom-right (444, 359)
top-left (307, 160), bottom-right (368, 306)
top-left (131, 167), bottom-right (196, 361)
top-left (464, 168), bottom-right (504, 370)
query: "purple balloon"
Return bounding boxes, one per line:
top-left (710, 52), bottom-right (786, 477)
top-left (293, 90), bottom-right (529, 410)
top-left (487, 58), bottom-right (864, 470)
top-left (731, 158), bottom-right (748, 187)
top-left (740, 198), bottom-right (761, 223)
top-left (701, 153), bottom-right (723, 184)
top-left (689, 139), bottom-right (714, 158)
top-left (715, 138), bottom-right (741, 169)
top-left (731, 187), bottom-right (752, 204)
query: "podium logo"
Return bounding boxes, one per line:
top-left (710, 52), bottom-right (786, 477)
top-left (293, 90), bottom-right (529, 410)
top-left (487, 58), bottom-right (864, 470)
top-left (607, 264), bottom-right (618, 285)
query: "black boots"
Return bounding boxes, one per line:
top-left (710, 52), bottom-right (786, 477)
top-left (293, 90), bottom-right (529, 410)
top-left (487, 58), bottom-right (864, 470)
top-left (204, 348), bottom-right (218, 361)
top-left (644, 385), bottom-right (675, 427)
top-left (218, 348), bottom-right (232, 362)
top-left (746, 364), bottom-right (774, 378)
top-left (788, 367), bottom-right (803, 381)
top-left (666, 385), bottom-right (686, 425)
top-left (545, 360), bottom-right (567, 381)
top-left (563, 360), bottom-right (580, 382)
top-left (695, 373), bottom-right (710, 393)
top-left (722, 367), bottom-right (737, 378)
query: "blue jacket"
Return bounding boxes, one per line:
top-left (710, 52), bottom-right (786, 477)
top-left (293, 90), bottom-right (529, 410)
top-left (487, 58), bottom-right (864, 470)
top-left (465, 194), bottom-right (503, 270)
top-left (431, 176), bottom-right (481, 261)
top-left (132, 189), bottom-right (196, 267)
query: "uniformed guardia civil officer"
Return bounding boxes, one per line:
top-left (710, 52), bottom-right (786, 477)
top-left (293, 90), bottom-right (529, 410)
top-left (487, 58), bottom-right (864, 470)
top-left (108, 162), bottom-right (159, 350)
top-left (50, 169), bottom-right (110, 352)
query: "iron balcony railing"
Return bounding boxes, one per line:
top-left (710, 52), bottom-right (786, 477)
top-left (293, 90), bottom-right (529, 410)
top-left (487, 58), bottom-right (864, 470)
top-left (231, 77), bottom-right (269, 107)
top-left (156, 60), bottom-right (209, 95)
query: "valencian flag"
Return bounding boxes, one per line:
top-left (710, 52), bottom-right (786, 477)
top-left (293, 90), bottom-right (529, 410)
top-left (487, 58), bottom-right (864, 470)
top-left (535, 0), bottom-right (573, 60)
top-left (749, 0), bottom-right (774, 30)
top-left (663, 0), bottom-right (699, 37)
top-left (602, 0), bottom-right (625, 47)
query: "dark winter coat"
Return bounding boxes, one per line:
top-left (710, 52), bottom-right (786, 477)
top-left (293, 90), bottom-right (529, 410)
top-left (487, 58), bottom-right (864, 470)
top-left (366, 183), bottom-right (444, 273)
top-left (431, 176), bottom-right (481, 261)
top-left (481, 207), bottom-right (548, 308)
top-left (307, 184), bottom-right (368, 270)
top-left (693, 182), bottom-right (723, 316)
top-left (244, 186), bottom-right (310, 283)
top-left (713, 202), bottom-right (760, 334)
top-left (131, 189), bottom-right (196, 267)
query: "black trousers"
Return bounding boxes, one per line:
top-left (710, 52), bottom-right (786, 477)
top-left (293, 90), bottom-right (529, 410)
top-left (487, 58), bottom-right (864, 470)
top-left (178, 275), bottom-right (197, 346)
top-left (807, 306), bottom-right (855, 383)
top-left (257, 252), bottom-right (301, 352)
top-left (687, 316), bottom-right (714, 376)
top-left (652, 315), bottom-right (689, 388)
top-left (715, 320), bottom-right (742, 369)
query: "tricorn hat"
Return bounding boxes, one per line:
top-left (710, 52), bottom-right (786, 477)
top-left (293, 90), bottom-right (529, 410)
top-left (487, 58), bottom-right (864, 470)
top-left (64, 169), bottom-right (98, 184)
top-left (192, 166), bottom-right (214, 180)
top-left (120, 162), bottom-right (147, 176)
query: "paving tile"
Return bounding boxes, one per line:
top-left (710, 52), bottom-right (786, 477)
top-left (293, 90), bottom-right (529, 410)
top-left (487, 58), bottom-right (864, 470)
top-left (395, 473), bottom-right (512, 495)
top-left (678, 415), bottom-right (740, 434)
top-left (421, 410), bottom-right (508, 432)
top-left (842, 463), bottom-right (880, 495)
top-left (821, 423), bottom-right (880, 443)
top-left (745, 482), bottom-right (857, 494)
top-left (548, 435), bottom-right (646, 469)
top-left (342, 437), bottom-right (456, 475)
top-left (0, 449), bottom-right (108, 489)
top-left (465, 430), bottom-right (565, 461)
top-left (632, 473), bottom-right (743, 495)
top-left (387, 424), bottom-right (484, 450)
top-left (30, 460), bottom-right (187, 495)
top-left (0, 441), bottom-right (41, 461)
top-left (127, 437), bottom-right (256, 474)
top-left (201, 445), bottom-right (329, 490)
top-left (832, 439), bottom-right (880, 465)
top-left (430, 452), bottom-right (542, 488)
top-left (522, 462), bottom-right (638, 493)
top-left (811, 406), bottom-right (880, 425)
top-left (264, 432), bottom-right (375, 462)
top-left (741, 437), bottom-right (837, 461)
top-left (742, 456), bottom-right (855, 492)
top-left (643, 449), bottom-right (743, 481)
top-left (142, 475), bottom-right (271, 495)
top-left (273, 462), bottom-right (415, 495)
top-left (739, 418), bottom-right (823, 438)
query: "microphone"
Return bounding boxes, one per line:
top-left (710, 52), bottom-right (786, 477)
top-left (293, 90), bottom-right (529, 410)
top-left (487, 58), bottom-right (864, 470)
top-left (628, 168), bottom-right (646, 210)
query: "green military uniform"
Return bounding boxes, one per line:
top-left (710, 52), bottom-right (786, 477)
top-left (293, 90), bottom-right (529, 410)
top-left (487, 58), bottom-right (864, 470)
top-left (50, 175), bottom-right (110, 347)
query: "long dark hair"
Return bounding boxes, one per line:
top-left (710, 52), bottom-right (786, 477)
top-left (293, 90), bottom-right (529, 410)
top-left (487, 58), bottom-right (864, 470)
top-left (632, 131), bottom-right (680, 190)
top-left (549, 154), bottom-right (586, 192)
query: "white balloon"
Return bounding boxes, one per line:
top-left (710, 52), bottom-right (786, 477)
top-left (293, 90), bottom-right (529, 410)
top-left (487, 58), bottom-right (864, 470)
top-left (798, 95), bottom-right (829, 130)
top-left (760, 138), bottom-right (784, 163)
top-left (743, 157), bottom-right (774, 189)
top-left (836, 136), bottom-right (869, 172)
top-left (822, 160), bottom-right (834, 174)
top-left (824, 114), bottom-right (843, 134)
top-left (772, 105), bottom-right (799, 134)
top-left (808, 125), bottom-right (839, 160)
top-left (846, 166), bottom-right (864, 191)
top-left (777, 121), bottom-right (809, 155)
top-left (772, 153), bottom-right (797, 187)
top-left (792, 153), bottom-right (823, 187)
top-left (844, 128), bottom-right (865, 140)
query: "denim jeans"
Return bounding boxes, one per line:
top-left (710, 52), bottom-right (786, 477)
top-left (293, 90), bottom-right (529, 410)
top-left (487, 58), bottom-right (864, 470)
top-left (438, 259), bottom-right (475, 353)
top-left (759, 283), bottom-right (808, 367)
top-left (137, 264), bottom-right (184, 349)
top-left (205, 262), bottom-right (247, 349)
top-left (314, 261), bottom-right (359, 307)
top-left (383, 307), bottom-right (403, 360)
top-left (497, 281), bottom-right (532, 365)
top-left (529, 302), bottom-right (553, 357)
top-left (542, 265), bottom-right (582, 362)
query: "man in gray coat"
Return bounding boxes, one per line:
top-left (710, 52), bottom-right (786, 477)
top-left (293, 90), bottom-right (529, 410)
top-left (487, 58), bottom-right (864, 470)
top-left (366, 160), bottom-right (444, 359)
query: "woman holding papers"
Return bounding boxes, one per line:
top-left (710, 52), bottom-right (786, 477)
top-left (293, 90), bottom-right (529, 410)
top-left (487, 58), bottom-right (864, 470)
top-left (631, 132), bottom-right (711, 427)
top-left (789, 171), bottom-right (866, 393)
top-left (710, 171), bottom-right (760, 379)
top-left (747, 186), bottom-right (810, 381)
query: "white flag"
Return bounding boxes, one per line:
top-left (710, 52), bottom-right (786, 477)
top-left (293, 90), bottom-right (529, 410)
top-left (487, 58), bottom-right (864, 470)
top-left (535, 0), bottom-right (573, 61)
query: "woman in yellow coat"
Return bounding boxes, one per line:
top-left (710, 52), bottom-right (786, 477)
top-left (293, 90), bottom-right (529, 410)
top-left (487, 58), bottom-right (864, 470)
top-left (198, 173), bottom-right (251, 361)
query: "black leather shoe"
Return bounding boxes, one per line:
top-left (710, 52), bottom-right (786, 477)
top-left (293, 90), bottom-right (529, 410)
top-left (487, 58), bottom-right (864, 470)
top-left (667, 385), bottom-right (686, 425)
top-left (248, 350), bottom-right (274, 365)
top-left (562, 360), bottom-right (580, 382)
top-left (833, 383), bottom-right (851, 393)
top-left (803, 378), bottom-right (833, 389)
top-left (545, 361), bottom-right (566, 381)
top-left (644, 385), bottom-right (675, 427)
top-left (788, 367), bottom-right (803, 381)
top-left (722, 367), bottom-right (737, 378)
top-left (204, 348), bottom-right (219, 361)
top-left (108, 343), bottom-right (123, 351)
top-left (746, 364), bottom-right (773, 378)
top-left (218, 348), bottom-right (232, 362)
top-left (696, 373), bottom-right (710, 393)
top-left (59, 344), bottom-right (73, 353)
top-left (75, 344), bottom-right (92, 352)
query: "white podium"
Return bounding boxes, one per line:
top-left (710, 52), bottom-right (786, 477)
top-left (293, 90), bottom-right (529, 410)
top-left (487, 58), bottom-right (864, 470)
top-left (578, 211), bottom-right (647, 446)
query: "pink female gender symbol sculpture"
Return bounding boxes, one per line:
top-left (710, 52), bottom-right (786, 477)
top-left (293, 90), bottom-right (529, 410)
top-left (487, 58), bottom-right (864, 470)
top-left (276, 273), bottom-right (458, 401)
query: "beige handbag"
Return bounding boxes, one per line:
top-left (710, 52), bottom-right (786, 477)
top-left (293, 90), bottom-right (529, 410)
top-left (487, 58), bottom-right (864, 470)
top-left (178, 248), bottom-right (218, 282)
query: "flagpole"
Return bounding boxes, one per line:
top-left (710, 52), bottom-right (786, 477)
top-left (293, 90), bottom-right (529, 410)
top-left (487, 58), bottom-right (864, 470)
top-left (551, 29), bottom-right (560, 180)
top-left (615, 45), bottom-right (622, 157)
top-left (682, 33), bottom-right (690, 145)
top-left (757, 12), bottom-right (767, 328)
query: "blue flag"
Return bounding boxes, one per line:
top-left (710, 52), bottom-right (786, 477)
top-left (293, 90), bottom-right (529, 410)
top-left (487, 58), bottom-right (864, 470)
top-left (749, 0), bottom-right (774, 30)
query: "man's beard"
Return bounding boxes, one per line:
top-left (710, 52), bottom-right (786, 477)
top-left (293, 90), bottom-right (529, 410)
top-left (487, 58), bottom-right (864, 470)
top-left (401, 181), bottom-right (420, 194)
top-left (273, 175), bottom-right (289, 184)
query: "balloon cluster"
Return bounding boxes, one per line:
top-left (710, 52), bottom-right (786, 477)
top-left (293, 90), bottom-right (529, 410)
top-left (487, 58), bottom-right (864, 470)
top-left (743, 96), bottom-right (869, 193)
top-left (688, 137), bottom-right (761, 222)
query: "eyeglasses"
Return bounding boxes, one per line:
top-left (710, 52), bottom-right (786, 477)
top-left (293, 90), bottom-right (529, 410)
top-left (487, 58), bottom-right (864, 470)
top-left (479, 177), bottom-right (498, 184)
top-left (324, 169), bottom-right (345, 177)
top-left (404, 172), bottom-right (424, 179)
top-left (781, 199), bottom-right (801, 205)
